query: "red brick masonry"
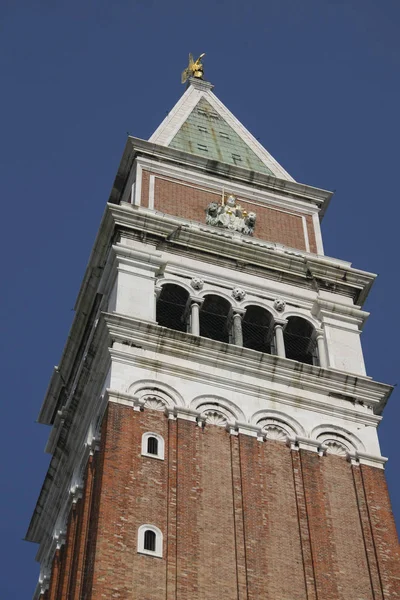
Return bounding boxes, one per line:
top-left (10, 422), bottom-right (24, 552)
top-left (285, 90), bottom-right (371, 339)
top-left (140, 170), bottom-right (317, 253)
top-left (45, 403), bottom-right (400, 600)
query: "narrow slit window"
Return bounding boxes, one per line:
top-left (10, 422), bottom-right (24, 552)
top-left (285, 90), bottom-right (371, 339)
top-left (147, 436), bottom-right (158, 455)
top-left (198, 126), bottom-right (208, 133)
top-left (219, 131), bottom-right (230, 139)
top-left (197, 144), bottom-right (208, 152)
top-left (232, 153), bottom-right (242, 165)
top-left (144, 530), bottom-right (156, 552)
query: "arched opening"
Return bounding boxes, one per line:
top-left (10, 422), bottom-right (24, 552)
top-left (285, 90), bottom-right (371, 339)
top-left (144, 530), bottom-right (156, 552)
top-left (199, 295), bottom-right (231, 343)
top-left (138, 524), bottom-right (163, 557)
top-left (147, 436), bottom-right (158, 455)
top-left (156, 284), bottom-right (189, 332)
top-left (242, 306), bottom-right (274, 353)
top-left (141, 432), bottom-right (165, 460)
top-left (284, 317), bottom-right (318, 366)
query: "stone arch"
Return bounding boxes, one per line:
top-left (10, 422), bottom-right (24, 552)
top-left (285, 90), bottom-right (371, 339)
top-left (242, 299), bottom-right (280, 320)
top-left (199, 294), bottom-right (232, 343)
top-left (156, 277), bottom-right (193, 297)
top-left (283, 310), bottom-right (320, 329)
top-left (156, 282), bottom-right (190, 332)
top-left (251, 409), bottom-right (305, 441)
top-left (190, 395), bottom-right (245, 426)
top-left (127, 379), bottom-right (184, 409)
top-left (198, 289), bottom-right (235, 307)
top-left (311, 424), bottom-right (365, 455)
top-left (241, 304), bottom-right (275, 354)
top-left (284, 315), bottom-right (319, 366)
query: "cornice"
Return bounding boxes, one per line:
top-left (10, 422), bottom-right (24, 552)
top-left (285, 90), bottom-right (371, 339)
top-left (110, 204), bottom-right (375, 305)
top-left (104, 312), bottom-right (392, 416)
top-left (108, 136), bottom-right (333, 217)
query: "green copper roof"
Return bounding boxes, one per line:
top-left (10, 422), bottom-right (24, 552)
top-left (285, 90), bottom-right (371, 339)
top-left (168, 98), bottom-right (274, 176)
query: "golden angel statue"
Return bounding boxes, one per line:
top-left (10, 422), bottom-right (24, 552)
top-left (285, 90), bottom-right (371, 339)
top-left (181, 53), bottom-right (205, 84)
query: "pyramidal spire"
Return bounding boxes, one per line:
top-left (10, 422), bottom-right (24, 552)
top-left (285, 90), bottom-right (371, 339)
top-left (149, 56), bottom-right (294, 181)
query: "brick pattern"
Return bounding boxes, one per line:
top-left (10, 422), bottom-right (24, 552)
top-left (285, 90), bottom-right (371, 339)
top-left (230, 435), bottom-right (248, 600)
top-left (141, 170), bottom-right (150, 208)
top-left (239, 436), bottom-right (307, 600)
top-left (352, 465), bottom-right (384, 600)
top-left (361, 465), bottom-right (400, 599)
top-left (47, 549), bottom-right (62, 600)
top-left (72, 456), bottom-right (96, 600)
top-left (291, 449), bottom-right (318, 600)
top-left (166, 418), bottom-right (178, 600)
top-left (322, 455), bottom-right (374, 600)
top-left (199, 426), bottom-right (237, 599)
top-left (140, 171), bottom-right (318, 252)
top-left (43, 407), bottom-right (400, 600)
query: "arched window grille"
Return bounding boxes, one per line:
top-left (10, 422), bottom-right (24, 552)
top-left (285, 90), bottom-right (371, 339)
top-left (242, 306), bottom-right (274, 353)
top-left (137, 524), bottom-right (163, 557)
top-left (200, 295), bottom-right (231, 343)
top-left (156, 284), bottom-right (189, 332)
top-left (147, 436), bottom-right (158, 455)
top-left (284, 317), bottom-right (318, 366)
top-left (141, 432), bottom-right (165, 460)
top-left (144, 530), bottom-right (156, 552)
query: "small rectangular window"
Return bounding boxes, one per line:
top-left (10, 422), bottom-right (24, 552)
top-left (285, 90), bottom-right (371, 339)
top-left (197, 144), bottom-right (208, 152)
top-left (219, 132), bottom-right (230, 139)
top-left (198, 126), bottom-right (208, 133)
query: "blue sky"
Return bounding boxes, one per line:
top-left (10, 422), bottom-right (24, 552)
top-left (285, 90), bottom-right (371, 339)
top-left (1, 1), bottom-right (399, 597)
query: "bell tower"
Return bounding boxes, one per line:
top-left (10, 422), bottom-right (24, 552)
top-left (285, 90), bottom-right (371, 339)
top-left (27, 64), bottom-right (399, 600)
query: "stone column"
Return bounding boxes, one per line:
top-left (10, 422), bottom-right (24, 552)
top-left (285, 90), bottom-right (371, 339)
top-left (233, 312), bottom-right (243, 346)
top-left (315, 328), bottom-right (328, 368)
top-left (274, 319), bottom-right (287, 358)
top-left (154, 285), bottom-right (162, 322)
top-left (189, 297), bottom-right (204, 336)
top-left (230, 308), bottom-right (246, 346)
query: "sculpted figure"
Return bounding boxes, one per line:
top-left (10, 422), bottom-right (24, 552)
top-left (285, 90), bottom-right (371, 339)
top-left (273, 298), bottom-right (286, 313)
top-left (219, 195), bottom-right (242, 230)
top-left (241, 211), bottom-right (256, 236)
top-left (205, 201), bottom-right (220, 226)
top-left (205, 194), bottom-right (256, 236)
top-left (190, 277), bottom-right (204, 291)
top-left (181, 53), bottom-right (205, 83)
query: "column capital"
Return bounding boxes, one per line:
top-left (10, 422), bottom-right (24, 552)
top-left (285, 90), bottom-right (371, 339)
top-left (230, 307), bottom-right (246, 317)
top-left (189, 295), bottom-right (204, 306)
top-left (273, 318), bottom-right (288, 328)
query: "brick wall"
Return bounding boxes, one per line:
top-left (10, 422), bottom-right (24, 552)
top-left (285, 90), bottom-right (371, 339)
top-left (44, 405), bottom-right (400, 600)
top-left (140, 171), bottom-right (318, 253)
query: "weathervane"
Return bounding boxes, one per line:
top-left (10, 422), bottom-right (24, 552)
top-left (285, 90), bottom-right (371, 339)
top-left (181, 53), bottom-right (205, 84)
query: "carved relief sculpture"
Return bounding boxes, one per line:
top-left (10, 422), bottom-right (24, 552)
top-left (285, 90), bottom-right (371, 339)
top-left (205, 194), bottom-right (256, 236)
top-left (231, 287), bottom-right (246, 301)
top-left (274, 298), bottom-right (286, 313)
top-left (190, 276), bottom-right (204, 291)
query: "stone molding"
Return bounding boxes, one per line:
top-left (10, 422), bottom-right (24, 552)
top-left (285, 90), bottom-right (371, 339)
top-left (105, 315), bottom-right (390, 414)
top-left (104, 391), bottom-right (388, 468)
